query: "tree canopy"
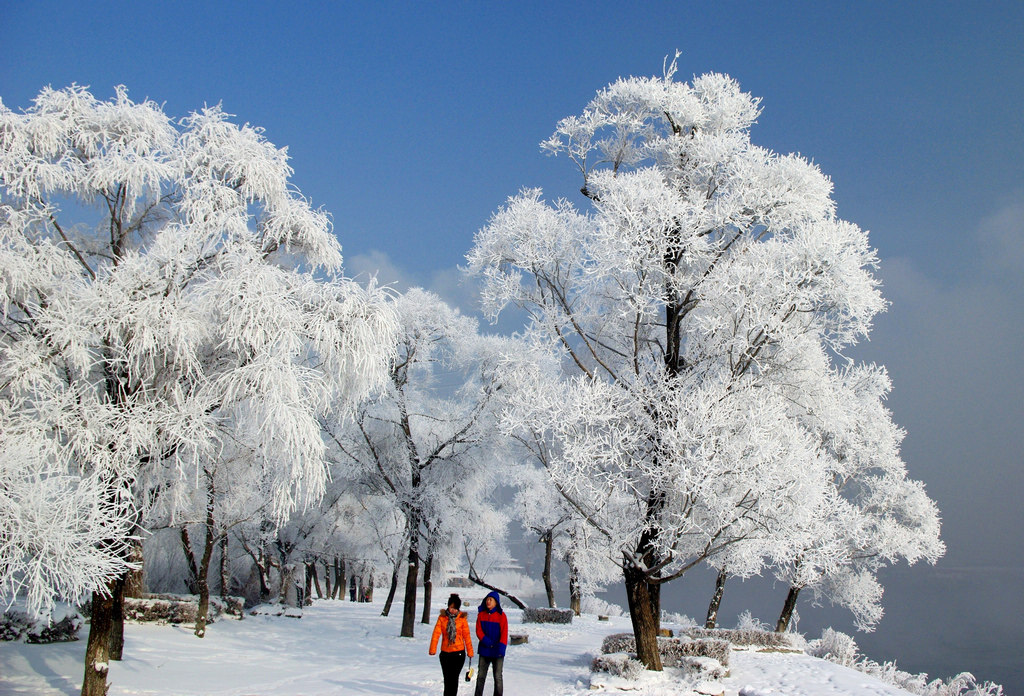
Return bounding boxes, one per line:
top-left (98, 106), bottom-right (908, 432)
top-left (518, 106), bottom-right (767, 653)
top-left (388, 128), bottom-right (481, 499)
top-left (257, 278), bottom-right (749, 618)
top-left (0, 85), bottom-right (398, 694)
top-left (467, 55), bottom-right (941, 668)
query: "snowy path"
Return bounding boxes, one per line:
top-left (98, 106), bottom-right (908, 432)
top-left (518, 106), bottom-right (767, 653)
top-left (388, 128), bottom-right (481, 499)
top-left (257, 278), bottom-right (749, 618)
top-left (725, 650), bottom-right (913, 696)
top-left (0, 595), bottom-right (912, 695)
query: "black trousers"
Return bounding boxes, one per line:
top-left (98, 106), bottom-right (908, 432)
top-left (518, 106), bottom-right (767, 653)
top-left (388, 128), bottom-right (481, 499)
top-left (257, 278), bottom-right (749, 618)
top-left (474, 655), bottom-right (503, 696)
top-left (439, 650), bottom-right (466, 696)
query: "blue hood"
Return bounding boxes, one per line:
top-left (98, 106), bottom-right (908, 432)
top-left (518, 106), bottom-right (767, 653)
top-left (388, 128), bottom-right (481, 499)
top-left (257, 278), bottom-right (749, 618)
top-left (479, 590), bottom-right (503, 614)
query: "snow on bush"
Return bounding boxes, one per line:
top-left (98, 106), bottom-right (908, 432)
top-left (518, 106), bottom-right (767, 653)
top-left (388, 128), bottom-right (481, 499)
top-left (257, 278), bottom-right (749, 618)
top-left (807, 628), bottom-right (1004, 696)
top-left (1, 602), bottom-right (82, 643)
top-left (601, 632), bottom-right (640, 654)
top-left (581, 595), bottom-right (624, 618)
top-left (591, 652), bottom-right (646, 680)
top-left (119, 594), bottom-right (245, 624)
top-left (661, 638), bottom-right (730, 669)
top-left (523, 607), bottom-right (574, 624)
top-left (684, 626), bottom-right (800, 650)
top-left (593, 644), bottom-right (728, 686)
top-left (735, 610), bottom-right (771, 632)
top-left (661, 610), bottom-right (700, 629)
top-left (681, 655), bottom-right (729, 681)
top-left (600, 632), bottom-right (730, 668)
top-left (592, 652), bottom-right (728, 684)
top-left (807, 627), bottom-right (859, 666)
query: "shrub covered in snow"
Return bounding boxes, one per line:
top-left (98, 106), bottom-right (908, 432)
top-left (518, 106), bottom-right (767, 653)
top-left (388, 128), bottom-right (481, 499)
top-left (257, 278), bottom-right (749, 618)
top-left (661, 611), bottom-right (700, 629)
top-left (807, 627), bottom-right (860, 666)
top-left (1, 603), bottom-right (82, 643)
top-left (523, 607), bottom-right (574, 624)
top-left (600, 632), bottom-right (730, 668)
top-left (684, 626), bottom-right (801, 651)
top-left (120, 595), bottom-right (245, 625)
top-left (681, 655), bottom-right (729, 681)
top-left (601, 632), bottom-right (639, 654)
top-left (591, 652), bottom-right (646, 679)
top-left (735, 610), bottom-right (772, 632)
top-left (661, 638), bottom-right (730, 669)
top-left (581, 595), bottom-right (624, 618)
top-left (807, 629), bottom-right (1004, 696)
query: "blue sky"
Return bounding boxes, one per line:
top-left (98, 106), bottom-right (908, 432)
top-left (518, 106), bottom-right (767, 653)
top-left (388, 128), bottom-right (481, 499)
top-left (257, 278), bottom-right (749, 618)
top-left (4, 2), bottom-right (1020, 279)
top-left (3, 0), bottom-right (1023, 688)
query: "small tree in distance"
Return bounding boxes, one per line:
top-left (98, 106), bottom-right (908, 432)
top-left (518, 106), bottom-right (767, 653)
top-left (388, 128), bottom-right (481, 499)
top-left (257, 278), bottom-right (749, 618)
top-left (323, 288), bottom-right (512, 638)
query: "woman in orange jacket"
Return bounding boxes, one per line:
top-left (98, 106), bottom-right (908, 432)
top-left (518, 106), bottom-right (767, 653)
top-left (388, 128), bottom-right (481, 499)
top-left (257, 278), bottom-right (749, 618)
top-left (429, 593), bottom-right (474, 696)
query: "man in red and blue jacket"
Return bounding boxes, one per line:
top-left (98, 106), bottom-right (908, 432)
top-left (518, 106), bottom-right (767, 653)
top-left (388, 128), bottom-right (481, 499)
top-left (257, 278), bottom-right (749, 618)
top-left (474, 591), bottom-right (508, 696)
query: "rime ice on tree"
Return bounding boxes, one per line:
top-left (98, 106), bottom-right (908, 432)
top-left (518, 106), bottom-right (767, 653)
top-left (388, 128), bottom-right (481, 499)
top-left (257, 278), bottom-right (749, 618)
top-left (467, 54), bottom-right (942, 669)
top-left (0, 85), bottom-right (398, 695)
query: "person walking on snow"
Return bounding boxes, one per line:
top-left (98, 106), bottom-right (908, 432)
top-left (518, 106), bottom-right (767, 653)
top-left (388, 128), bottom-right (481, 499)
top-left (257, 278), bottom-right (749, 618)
top-left (429, 593), bottom-right (474, 696)
top-left (474, 591), bottom-right (508, 696)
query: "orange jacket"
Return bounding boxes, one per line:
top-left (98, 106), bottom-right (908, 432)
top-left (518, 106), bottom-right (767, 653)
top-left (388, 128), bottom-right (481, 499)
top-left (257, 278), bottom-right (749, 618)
top-left (429, 610), bottom-right (474, 656)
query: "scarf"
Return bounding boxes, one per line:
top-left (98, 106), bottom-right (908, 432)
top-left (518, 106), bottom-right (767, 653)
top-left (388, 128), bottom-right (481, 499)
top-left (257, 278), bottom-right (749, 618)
top-left (446, 609), bottom-right (459, 645)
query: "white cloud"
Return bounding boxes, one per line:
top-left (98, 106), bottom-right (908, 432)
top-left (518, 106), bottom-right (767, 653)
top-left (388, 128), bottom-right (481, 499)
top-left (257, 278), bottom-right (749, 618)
top-left (344, 250), bottom-right (415, 293)
top-left (344, 250), bottom-right (487, 322)
top-left (977, 191), bottom-right (1024, 276)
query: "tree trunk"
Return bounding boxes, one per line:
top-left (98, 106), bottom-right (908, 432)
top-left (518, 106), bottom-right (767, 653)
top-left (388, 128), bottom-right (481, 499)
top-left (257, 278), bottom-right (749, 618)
top-left (623, 562), bottom-right (662, 671)
top-left (705, 567), bottom-right (728, 629)
top-left (280, 563), bottom-right (299, 607)
top-left (124, 537), bottom-right (145, 598)
top-left (336, 558), bottom-right (346, 600)
top-left (322, 559), bottom-right (332, 600)
top-left (467, 568), bottom-right (528, 609)
top-left (219, 534), bottom-right (229, 598)
top-left (117, 521), bottom-right (145, 658)
top-left (254, 550), bottom-right (271, 603)
top-left (304, 561), bottom-right (314, 603)
top-left (108, 574), bottom-right (126, 661)
top-left (194, 472), bottom-right (217, 638)
top-left (541, 531), bottom-right (556, 608)
top-left (420, 553), bottom-right (434, 624)
top-left (400, 542), bottom-right (420, 637)
top-left (381, 563), bottom-right (400, 616)
top-left (568, 561), bottom-right (582, 616)
top-left (307, 561), bottom-right (323, 600)
top-left (180, 526), bottom-right (200, 595)
top-left (776, 585), bottom-right (802, 633)
top-left (81, 581), bottom-right (116, 696)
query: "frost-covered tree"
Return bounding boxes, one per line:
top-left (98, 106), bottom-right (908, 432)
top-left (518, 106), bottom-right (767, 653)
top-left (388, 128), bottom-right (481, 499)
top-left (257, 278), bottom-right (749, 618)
top-left (511, 439), bottom-right (620, 612)
top-left (467, 55), bottom-right (899, 669)
top-left (141, 439), bottom-right (269, 635)
top-left (772, 364), bottom-right (944, 632)
top-left (512, 464), bottom-right (571, 608)
top-left (704, 364), bottom-right (944, 633)
top-left (0, 86), bottom-right (397, 695)
top-left (323, 288), bottom-right (510, 638)
top-left (0, 427), bottom-right (133, 619)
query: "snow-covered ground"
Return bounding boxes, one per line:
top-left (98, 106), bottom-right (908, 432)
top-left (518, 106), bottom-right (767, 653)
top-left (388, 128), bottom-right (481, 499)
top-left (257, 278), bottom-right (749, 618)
top-left (0, 591), bottom-right (913, 696)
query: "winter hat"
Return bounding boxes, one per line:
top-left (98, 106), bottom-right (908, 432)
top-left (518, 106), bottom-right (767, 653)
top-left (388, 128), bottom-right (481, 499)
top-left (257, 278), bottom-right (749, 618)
top-left (447, 593), bottom-right (462, 610)
top-left (480, 590), bottom-right (503, 613)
